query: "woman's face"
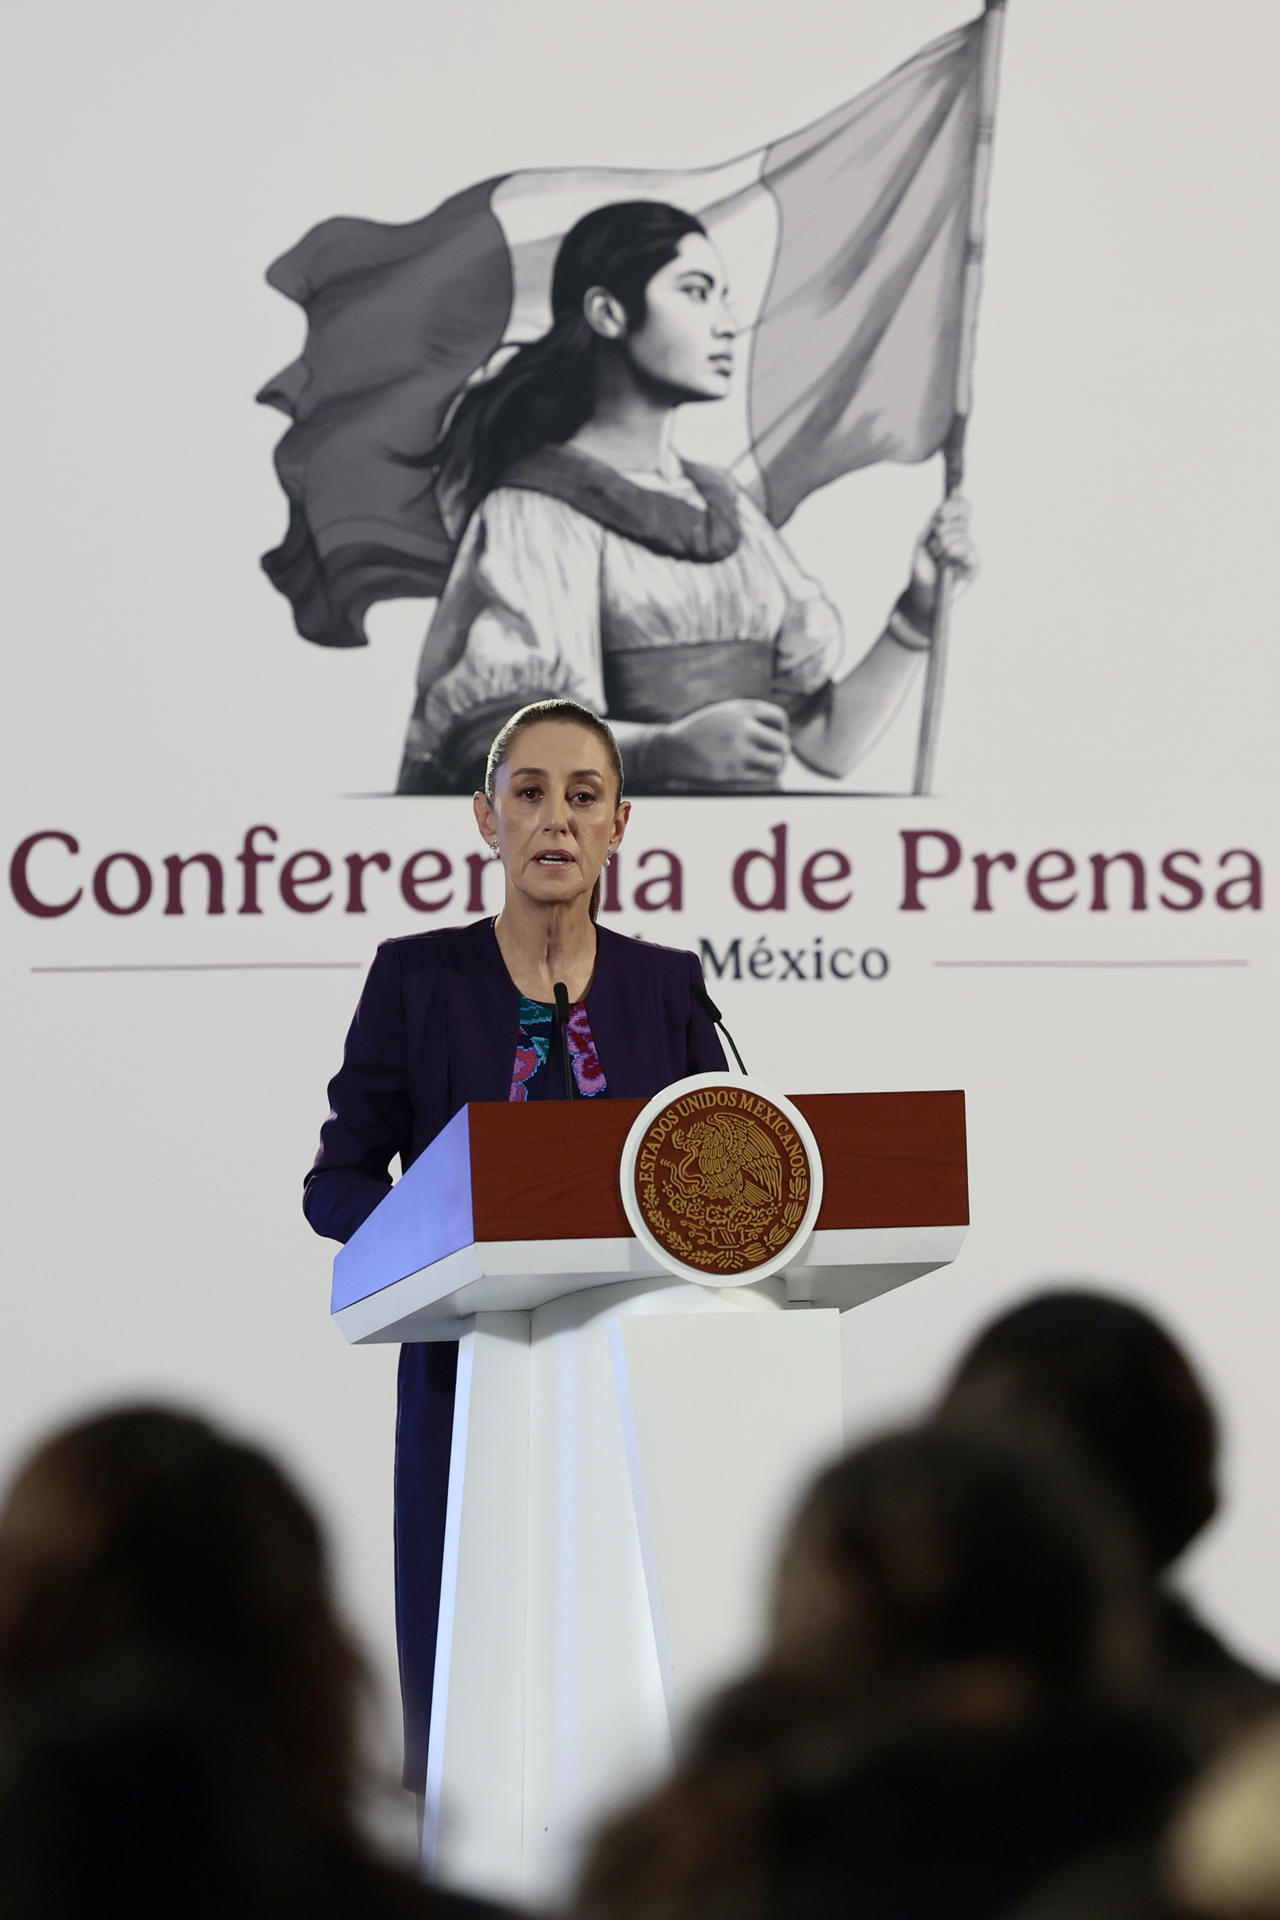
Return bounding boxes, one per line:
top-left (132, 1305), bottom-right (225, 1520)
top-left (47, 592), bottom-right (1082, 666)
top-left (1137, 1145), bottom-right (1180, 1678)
top-left (473, 720), bottom-right (629, 911)
top-left (621, 234), bottom-right (736, 404)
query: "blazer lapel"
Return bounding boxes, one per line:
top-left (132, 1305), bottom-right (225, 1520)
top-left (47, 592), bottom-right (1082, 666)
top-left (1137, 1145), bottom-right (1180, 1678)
top-left (446, 919), bottom-right (521, 1105)
top-left (585, 926), bottom-right (659, 1101)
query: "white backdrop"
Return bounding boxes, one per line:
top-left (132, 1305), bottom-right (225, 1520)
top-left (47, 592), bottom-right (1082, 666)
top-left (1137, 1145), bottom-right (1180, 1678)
top-left (4, 0), bottom-right (1278, 1817)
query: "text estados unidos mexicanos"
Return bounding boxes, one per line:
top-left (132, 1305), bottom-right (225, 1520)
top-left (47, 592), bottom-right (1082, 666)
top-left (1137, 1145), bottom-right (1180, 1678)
top-left (639, 1089), bottom-right (807, 1144)
top-left (7, 823), bottom-right (1263, 920)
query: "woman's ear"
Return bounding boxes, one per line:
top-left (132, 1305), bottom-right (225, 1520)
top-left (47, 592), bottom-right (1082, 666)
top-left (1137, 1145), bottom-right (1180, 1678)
top-left (582, 286), bottom-right (628, 342)
top-left (473, 789), bottom-right (497, 849)
top-left (611, 798), bottom-right (632, 852)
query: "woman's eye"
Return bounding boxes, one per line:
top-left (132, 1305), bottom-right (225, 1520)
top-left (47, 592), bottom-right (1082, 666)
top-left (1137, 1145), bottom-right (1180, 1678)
top-left (518, 785), bottom-right (541, 801)
top-left (685, 284), bottom-right (709, 302)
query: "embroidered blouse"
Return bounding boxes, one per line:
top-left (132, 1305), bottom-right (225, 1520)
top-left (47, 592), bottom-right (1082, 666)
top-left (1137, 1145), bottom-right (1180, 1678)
top-left (509, 995), bottom-right (608, 1102)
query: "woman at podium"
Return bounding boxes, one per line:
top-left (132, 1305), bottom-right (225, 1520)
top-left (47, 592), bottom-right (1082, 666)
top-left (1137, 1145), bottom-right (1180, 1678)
top-left (303, 697), bottom-right (725, 1793)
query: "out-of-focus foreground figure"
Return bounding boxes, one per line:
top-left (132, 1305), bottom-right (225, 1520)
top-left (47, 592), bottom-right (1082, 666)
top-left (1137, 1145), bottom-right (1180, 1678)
top-left (939, 1290), bottom-right (1279, 1750)
top-left (0, 1406), bottom-right (361, 1826)
top-left (576, 1424), bottom-right (1193, 1920)
top-left (0, 1405), bottom-right (506, 1920)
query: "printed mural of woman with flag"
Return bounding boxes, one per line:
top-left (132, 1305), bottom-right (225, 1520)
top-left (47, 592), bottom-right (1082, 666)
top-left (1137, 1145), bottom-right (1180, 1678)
top-left (393, 200), bottom-right (977, 796)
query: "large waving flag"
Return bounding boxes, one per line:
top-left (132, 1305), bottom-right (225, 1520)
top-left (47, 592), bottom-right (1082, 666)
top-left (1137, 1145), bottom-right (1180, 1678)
top-left (260, 14), bottom-right (993, 650)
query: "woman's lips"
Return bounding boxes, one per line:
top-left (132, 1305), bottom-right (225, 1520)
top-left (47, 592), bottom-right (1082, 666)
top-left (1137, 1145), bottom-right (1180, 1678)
top-left (535, 852), bottom-right (574, 866)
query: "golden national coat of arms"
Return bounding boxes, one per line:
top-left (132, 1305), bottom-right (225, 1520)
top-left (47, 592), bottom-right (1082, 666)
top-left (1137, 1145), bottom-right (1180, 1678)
top-left (621, 1076), bottom-right (823, 1286)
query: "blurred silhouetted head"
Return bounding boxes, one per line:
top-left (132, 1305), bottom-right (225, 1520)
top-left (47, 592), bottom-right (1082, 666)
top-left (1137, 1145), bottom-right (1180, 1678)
top-left (939, 1291), bottom-right (1219, 1571)
top-left (769, 1422), bottom-right (1147, 1714)
top-left (577, 1424), bottom-right (1172, 1920)
top-left (0, 1406), bottom-right (363, 1830)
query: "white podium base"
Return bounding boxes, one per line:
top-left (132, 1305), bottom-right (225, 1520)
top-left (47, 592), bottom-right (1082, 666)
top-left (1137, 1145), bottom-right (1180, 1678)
top-left (422, 1280), bottom-right (844, 1906)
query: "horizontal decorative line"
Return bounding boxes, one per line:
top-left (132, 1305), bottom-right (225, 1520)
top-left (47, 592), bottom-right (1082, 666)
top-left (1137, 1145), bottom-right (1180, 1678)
top-left (30, 962), bottom-right (365, 974)
top-left (932, 959), bottom-right (1249, 970)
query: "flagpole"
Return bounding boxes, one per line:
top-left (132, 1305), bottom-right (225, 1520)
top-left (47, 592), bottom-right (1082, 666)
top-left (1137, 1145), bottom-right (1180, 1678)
top-left (912, 0), bottom-right (1008, 797)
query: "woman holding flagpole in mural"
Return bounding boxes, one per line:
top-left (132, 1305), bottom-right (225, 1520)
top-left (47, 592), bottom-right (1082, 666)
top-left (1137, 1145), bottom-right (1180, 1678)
top-left (394, 200), bottom-right (978, 795)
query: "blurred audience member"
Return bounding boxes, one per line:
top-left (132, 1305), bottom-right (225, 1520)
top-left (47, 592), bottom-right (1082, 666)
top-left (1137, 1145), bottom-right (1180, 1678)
top-left (939, 1291), bottom-right (1278, 1749)
top-left (0, 1406), bottom-right (507, 1919)
top-left (576, 1426), bottom-right (1192, 1920)
top-left (0, 1406), bottom-right (360, 1828)
top-left (0, 1653), bottom-right (287, 1920)
top-left (0, 1649), bottom-right (504, 1920)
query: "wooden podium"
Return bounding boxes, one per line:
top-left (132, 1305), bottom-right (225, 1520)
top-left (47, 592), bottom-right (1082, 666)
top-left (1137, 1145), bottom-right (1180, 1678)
top-left (332, 1091), bottom-right (967, 1904)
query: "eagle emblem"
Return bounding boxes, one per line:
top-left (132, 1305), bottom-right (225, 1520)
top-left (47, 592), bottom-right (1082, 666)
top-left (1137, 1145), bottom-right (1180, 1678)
top-left (671, 1111), bottom-right (784, 1211)
top-left (625, 1079), bottom-right (818, 1283)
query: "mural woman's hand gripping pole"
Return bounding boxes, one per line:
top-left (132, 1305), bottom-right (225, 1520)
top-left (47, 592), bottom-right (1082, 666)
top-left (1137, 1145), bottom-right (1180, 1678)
top-left (911, 430), bottom-right (977, 795)
top-left (786, 493), bottom-right (976, 788)
top-left (911, 426), bottom-right (972, 797)
top-left (907, 486), bottom-right (979, 646)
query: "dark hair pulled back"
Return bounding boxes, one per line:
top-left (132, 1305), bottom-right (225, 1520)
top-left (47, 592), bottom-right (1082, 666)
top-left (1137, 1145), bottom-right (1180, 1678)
top-left (432, 200), bottom-right (706, 520)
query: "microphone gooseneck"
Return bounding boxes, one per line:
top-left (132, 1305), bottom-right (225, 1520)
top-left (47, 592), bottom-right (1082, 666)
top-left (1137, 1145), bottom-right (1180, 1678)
top-left (692, 981), bottom-right (748, 1076)
top-left (552, 981), bottom-right (576, 1100)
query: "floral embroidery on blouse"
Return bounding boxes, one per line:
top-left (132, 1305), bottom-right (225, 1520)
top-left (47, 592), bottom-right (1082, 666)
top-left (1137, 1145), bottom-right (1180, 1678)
top-left (509, 996), bottom-right (607, 1101)
top-left (564, 1002), bottom-right (606, 1095)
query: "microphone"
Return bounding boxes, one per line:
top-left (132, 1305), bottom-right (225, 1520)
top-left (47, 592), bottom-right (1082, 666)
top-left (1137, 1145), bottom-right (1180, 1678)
top-left (552, 982), bottom-right (576, 1100)
top-left (693, 981), bottom-right (748, 1076)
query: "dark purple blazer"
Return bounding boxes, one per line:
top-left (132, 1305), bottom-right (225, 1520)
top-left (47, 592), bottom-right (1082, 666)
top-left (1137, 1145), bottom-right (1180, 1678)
top-left (304, 917), bottom-right (727, 1792)
top-left (304, 916), bottom-right (727, 1246)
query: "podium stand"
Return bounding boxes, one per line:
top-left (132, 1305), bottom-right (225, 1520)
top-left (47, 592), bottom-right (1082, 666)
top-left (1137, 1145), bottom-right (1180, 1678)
top-left (332, 1091), bottom-right (967, 1904)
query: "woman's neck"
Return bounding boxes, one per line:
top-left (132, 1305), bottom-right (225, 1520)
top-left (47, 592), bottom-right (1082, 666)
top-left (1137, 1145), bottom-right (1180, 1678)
top-left (566, 375), bottom-right (681, 480)
top-left (494, 892), bottom-right (598, 1003)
